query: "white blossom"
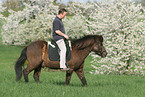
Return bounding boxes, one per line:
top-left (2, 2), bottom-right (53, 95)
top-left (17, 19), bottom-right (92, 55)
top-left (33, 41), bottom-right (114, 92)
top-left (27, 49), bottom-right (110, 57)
top-left (69, 0), bottom-right (145, 75)
top-left (1, 0), bottom-right (58, 44)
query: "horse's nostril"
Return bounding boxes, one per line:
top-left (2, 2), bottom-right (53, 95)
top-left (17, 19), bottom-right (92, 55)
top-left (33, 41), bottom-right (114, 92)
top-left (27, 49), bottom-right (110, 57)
top-left (101, 52), bottom-right (107, 58)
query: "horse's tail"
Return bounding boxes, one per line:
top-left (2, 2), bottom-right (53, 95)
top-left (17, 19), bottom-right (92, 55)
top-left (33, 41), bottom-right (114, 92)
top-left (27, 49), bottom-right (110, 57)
top-left (15, 47), bottom-right (27, 81)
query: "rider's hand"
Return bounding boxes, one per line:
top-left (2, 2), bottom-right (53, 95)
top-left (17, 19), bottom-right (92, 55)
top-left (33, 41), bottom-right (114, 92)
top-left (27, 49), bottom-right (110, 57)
top-left (64, 35), bottom-right (69, 40)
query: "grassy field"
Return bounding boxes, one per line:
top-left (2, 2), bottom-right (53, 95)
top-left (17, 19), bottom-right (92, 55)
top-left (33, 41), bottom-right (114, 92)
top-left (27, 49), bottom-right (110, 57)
top-left (0, 44), bottom-right (145, 97)
top-left (0, 25), bottom-right (145, 97)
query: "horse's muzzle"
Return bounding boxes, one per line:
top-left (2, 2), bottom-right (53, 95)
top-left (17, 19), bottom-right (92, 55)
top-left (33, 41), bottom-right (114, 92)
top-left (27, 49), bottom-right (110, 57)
top-left (101, 51), bottom-right (107, 58)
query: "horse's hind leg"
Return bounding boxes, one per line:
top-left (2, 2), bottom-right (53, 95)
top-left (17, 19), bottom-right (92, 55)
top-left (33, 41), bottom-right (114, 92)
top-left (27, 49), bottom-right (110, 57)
top-left (33, 63), bottom-right (42, 83)
top-left (23, 66), bottom-right (34, 82)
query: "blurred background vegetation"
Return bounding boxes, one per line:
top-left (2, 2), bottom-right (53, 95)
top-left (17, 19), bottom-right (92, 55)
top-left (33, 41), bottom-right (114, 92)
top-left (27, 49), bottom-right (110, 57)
top-left (1, 0), bottom-right (145, 17)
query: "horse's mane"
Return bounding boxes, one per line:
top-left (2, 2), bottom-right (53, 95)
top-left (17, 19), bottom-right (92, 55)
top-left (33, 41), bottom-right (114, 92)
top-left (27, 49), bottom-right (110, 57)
top-left (71, 35), bottom-right (103, 50)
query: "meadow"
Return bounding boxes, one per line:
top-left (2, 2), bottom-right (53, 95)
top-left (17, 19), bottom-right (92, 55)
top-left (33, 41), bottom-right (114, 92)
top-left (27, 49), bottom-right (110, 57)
top-left (0, 40), bottom-right (145, 97)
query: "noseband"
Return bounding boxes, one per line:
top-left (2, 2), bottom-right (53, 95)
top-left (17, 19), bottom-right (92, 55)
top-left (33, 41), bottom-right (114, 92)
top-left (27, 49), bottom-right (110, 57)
top-left (97, 43), bottom-right (107, 56)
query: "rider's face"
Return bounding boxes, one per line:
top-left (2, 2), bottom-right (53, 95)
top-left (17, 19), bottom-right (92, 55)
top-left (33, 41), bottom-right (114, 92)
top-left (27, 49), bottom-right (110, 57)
top-left (61, 12), bottom-right (67, 19)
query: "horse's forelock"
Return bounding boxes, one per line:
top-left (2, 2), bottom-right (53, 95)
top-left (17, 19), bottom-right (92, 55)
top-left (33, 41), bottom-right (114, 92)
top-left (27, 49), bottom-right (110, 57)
top-left (94, 35), bottom-right (103, 42)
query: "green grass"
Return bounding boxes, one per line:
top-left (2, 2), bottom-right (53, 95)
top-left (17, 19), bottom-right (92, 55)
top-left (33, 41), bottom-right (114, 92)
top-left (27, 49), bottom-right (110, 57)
top-left (0, 21), bottom-right (3, 44)
top-left (0, 45), bottom-right (145, 97)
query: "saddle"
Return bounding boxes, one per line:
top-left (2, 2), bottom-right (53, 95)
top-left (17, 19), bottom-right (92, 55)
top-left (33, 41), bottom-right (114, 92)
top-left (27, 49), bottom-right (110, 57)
top-left (48, 40), bottom-right (71, 61)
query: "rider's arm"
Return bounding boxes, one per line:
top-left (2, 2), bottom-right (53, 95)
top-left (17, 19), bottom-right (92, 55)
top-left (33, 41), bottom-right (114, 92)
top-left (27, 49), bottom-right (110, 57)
top-left (55, 30), bottom-right (69, 40)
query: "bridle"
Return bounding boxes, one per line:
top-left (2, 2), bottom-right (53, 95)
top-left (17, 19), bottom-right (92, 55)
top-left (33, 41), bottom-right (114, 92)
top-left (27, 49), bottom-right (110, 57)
top-left (92, 37), bottom-right (106, 56)
top-left (97, 44), bottom-right (106, 56)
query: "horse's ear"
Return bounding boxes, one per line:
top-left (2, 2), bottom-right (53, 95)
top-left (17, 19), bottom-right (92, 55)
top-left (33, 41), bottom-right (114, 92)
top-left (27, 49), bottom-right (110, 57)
top-left (100, 35), bottom-right (103, 42)
top-left (95, 35), bottom-right (103, 42)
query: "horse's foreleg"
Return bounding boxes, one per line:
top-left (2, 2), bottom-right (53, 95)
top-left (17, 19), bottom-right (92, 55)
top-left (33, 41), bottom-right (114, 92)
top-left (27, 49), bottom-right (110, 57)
top-left (33, 64), bottom-right (42, 83)
top-left (75, 68), bottom-right (87, 86)
top-left (65, 70), bottom-right (73, 85)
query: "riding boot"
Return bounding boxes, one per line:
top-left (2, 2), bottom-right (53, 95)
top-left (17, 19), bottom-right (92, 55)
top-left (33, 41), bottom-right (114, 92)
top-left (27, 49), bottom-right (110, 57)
top-left (61, 63), bottom-right (70, 71)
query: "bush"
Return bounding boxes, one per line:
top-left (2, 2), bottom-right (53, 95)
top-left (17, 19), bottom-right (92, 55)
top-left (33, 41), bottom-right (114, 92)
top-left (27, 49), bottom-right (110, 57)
top-left (69, 0), bottom-right (145, 75)
top-left (1, 0), bottom-right (58, 44)
top-left (88, 0), bottom-right (145, 75)
top-left (64, 15), bottom-right (88, 39)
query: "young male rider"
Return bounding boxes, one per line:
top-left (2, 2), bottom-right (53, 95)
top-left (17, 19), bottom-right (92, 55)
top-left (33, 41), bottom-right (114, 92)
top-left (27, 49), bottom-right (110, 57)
top-left (52, 8), bottom-right (70, 71)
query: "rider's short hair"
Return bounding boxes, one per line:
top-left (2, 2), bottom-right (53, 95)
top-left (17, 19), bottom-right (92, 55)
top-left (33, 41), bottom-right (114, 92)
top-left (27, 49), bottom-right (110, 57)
top-left (58, 8), bottom-right (67, 15)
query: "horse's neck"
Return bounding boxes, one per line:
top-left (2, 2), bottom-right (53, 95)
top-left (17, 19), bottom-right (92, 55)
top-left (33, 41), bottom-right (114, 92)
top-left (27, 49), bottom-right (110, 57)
top-left (82, 47), bottom-right (92, 58)
top-left (73, 46), bottom-right (91, 60)
top-left (71, 38), bottom-right (93, 59)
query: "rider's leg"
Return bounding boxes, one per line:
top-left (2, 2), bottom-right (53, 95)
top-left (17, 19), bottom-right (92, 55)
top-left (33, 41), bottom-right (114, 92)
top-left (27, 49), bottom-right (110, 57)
top-left (56, 39), bottom-right (67, 68)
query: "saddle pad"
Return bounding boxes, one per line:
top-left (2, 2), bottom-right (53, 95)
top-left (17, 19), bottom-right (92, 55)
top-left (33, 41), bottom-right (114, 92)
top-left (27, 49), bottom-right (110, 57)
top-left (48, 40), bottom-right (71, 61)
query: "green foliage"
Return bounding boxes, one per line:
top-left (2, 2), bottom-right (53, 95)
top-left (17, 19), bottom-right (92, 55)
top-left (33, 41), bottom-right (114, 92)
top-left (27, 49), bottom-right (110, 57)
top-left (2, 0), bottom-right (26, 17)
top-left (0, 19), bottom-right (5, 44)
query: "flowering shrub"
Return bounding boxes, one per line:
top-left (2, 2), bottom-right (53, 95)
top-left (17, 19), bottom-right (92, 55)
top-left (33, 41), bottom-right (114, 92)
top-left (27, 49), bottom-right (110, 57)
top-left (1, 0), bottom-right (58, 44)
top-left (64, 15), bottom-right (88, 39)
top-left (88, 0), bottom-right (145, 75)
top-left (69, 0), bottom-right (145, 75)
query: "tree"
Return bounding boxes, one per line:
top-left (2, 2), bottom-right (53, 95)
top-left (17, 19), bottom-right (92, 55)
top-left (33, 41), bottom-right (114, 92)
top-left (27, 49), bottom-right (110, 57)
top-left (2, 0), bottom-right (27, 17)
top-left (88, 0), bottom-right (145, 75)
top-left (69, 0), bottom-right (145, 75)
top-left (1, 0), bottom-right (58, 44)
top-left (2, 0), bottom-right (25, 10)
top-left (141, 0), bottom-right (145, 6)
top-left (64, 15), bottom-right (88, 39)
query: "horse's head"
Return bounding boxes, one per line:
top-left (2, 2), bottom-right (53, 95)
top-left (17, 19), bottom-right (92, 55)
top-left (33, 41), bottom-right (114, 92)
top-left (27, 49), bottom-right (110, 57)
top-left (72, 35), bottom-right (107, 57)
top-left (92, 35), bottom-right (107, 58)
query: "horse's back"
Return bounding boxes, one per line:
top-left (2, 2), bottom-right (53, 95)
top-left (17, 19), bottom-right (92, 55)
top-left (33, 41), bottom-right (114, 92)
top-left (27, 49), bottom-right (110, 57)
top-left (27, 40), bottom-right (47, 47)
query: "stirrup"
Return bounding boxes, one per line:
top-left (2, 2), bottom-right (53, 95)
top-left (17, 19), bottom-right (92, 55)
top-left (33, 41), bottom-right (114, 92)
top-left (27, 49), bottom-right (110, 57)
top-left (61, 68), bottom-right (70, 71)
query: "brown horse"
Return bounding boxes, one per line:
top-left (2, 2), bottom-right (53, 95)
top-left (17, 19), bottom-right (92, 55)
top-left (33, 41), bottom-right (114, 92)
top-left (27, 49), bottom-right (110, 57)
top-left (15, 35), bottom-right (107, 86)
